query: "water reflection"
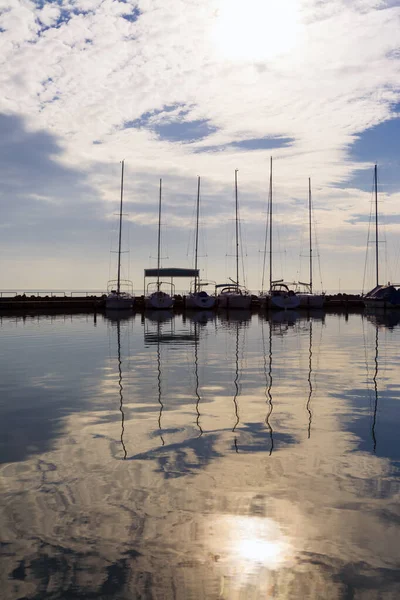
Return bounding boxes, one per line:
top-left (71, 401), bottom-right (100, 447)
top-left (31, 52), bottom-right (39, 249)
top-left (186, 310), bottom-right (216, 325)
top-left (232, 322), bottom-right (240, 453)
top-left (193, 321), bottom-right (203, 437)
top-left (371, 324), bottom-right (379, 453)
top-left (207, 515), bottom-right (292, 598)
top-left (262, 319), bottom-right (274, 455)
top-left (306, 320), bottom-right (313, 439)
top-left (218, 309), bottom-right (251, 323)
top-left (105, 312), bottom-right (130, 459)
top-left (365, 309), bottom-right (400, 329)
top-left (1, 312), bottom-right (400, 599)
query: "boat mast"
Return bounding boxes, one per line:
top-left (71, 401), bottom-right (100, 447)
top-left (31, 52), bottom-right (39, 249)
top-left (235, 169), bottom-right (239, 288)
top-left (309, 177), bottom-right (313, 293)
top-left (157, 178), bottom-right (162, 291)
top-left (194, 176), bottom-right (200, 293)
top-left (269, 157), bottom-right (273, 293)
top-left (117, 160), bottom-right (125, 295)
top-left (374, 164), bottom-right (379, 288)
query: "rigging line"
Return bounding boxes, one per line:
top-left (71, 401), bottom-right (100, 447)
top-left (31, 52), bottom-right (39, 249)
top-left (193, 322), bottom-right (203, 437)
top-left (262, 319), bottom-right (274, 455)
top-left (186, 191), bottom-right (198, 258)
top-left (261, 175), bottom-right (271, 293)
top-left (372, 325), bottom-right (379, 454)
top-left (306, 320), bottom-right (313, 439)
top-left (312, 217), bottom-right (324, 291)
top-left (239, 213), bottom-right (247, 288)
top-left (362, 173), bottom-right (377, 294)
top-left (116, 320), bottom-right (127, 460)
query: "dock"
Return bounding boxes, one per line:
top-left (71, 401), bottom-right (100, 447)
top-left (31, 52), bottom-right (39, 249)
top-left (0, 293), bottom-right (365, 314)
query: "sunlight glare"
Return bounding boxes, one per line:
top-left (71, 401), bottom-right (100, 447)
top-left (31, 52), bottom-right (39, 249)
top-left (207, 515), bottom-right (291, 570)
top-left (239, 538), bottom-right (287, 568)
top-left (212, 0), bottom-right (303, 61)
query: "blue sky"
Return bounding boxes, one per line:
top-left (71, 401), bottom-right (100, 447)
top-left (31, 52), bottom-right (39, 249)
top-left (1, 0), bottom-right (400, 292)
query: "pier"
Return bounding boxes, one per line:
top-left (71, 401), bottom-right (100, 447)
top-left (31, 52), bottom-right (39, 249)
top-left (0, 292), bottom-right (365, 313)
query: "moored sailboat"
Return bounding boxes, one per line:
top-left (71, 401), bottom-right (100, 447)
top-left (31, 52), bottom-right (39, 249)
top-left (294, 178), bottom-right (325, 309)
top-left (217, 170), bottom-right (251, 309)
top-left (186, 176), bottom-right (216, 310)
top-left (106, 160), bottom-right (134, 310)
top-left (363, 165), bottom-right (400, 309)
top-left (259, 157), bottom-right (300, 310)
top-left (145, 179), bottom-right (174, 310)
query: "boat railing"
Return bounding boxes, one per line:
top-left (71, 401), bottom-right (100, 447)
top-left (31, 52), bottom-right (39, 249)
top-left (107, 279), bottom-right (134, 294)
top-left (189, 279), bottom-right (217, 294)
top-left (146, 281), bottom-right (176, 295)
top-left (215, 283), bottom-right (250, 295)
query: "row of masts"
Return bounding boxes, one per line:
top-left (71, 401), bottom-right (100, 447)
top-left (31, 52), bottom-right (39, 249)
top-left (261, 158), bottom-right (314, 293)
top-left (115, 159), bottom-right (381, 295)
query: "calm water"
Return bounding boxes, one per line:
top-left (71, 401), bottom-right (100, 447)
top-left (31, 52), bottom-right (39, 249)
top-left (1, 310), bottom-right (399, 599)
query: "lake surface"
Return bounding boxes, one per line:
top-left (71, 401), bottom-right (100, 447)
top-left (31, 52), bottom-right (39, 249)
top-left (1, 310), bottom-right (399, 599)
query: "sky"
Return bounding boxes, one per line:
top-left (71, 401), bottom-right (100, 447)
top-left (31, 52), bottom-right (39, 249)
top-left (1, 0), bottom-right (400, 294)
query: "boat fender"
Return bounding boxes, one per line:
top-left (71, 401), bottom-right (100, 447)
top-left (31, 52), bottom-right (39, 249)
top-left (288, 290), bottom-right (295, 296)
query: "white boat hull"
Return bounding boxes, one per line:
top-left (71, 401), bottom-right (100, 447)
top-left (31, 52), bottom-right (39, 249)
top-left (146, 292), bottom-right (174, 310)
top-left (218, 293), bottom-right (252, 309)
top-left (186, 293), bottom-right (216, 309)
top-left (259, 293), bottom-right (301, 310)
top-left (271, 295), bottom-right (301, 310)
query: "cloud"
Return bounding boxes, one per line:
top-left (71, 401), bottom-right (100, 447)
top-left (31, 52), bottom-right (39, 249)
top-left (0, 0), bottom-right (400, 290)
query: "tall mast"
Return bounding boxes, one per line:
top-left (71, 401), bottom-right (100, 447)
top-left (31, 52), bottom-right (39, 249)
top-left (157, 178), bottom-right (162, 290)
top-left (117, 160), bottom-right (125, 295)
top-left (269, 156), bottom-right (273, 293)
top-left (309, 177), bottom-right (313, 293)
top-left (194, 176), bottom-right (200, 293)
top-left (374, 164), bottom-right (379, 288)
top-left (235, 169), bottom-right (239, 288)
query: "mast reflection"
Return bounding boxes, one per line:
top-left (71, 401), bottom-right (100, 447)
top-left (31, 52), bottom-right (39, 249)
top-left (105, 311), bottom-right (129, 459)
top-left (364, 316), bottom-right (380, 454)
top-left (372, 324), bottom-right (379, 453)
top-left (306, 320), bottom-right (313, 439)
top-left (145, 314), bottom-right (200, 446)
top-left (193, 321), bottom-right (203, 437)
top-left (232, 321), bottom-right (240, 453)
top-left (156, 324), bottom-right (165, 447)
top-left (262, 318), bottom-right (274, 455)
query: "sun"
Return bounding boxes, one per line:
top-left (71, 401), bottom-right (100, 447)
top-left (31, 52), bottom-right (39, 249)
top-left (211, 0), bottom-right (303, 62)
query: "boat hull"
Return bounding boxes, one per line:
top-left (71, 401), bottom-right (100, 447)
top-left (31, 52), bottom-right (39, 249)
top-left (259, 294), bottom-right (301, 310)
top-left (146, 292), bottom-right (174, 310)
top-left (105, 294), bottom-right (134, 310)
top-left (218, 293), bottom-right (252, 309)
top-left (271, 295), bottom-right (301, 310)
top-left (364, 299), bottom-right (400, 310)
top-left (186, 293), bottom-right (216, 309)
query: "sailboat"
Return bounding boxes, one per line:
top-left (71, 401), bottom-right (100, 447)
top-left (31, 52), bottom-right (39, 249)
top-left (363, 165), bottom-right (400, 309)
top-left (259, 157), bottom-right (300, 310)
top-left (216, 170), bottom-right (252, 309)
top-left (294, 178), bottom-right (325, 309)
top-left (145, 179), bottom-right (174, 310)
top-left (186, 176), bottom-right (216, 310)
top-left (106, 160), bottom-right (134, 310)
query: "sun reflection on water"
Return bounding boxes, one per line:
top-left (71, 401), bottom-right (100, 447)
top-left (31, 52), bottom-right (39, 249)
top-left (207, 515), bottom-right (292, 597)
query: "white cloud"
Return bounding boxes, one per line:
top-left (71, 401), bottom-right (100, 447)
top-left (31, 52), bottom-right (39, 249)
top-left (0, 0), bottom-right (400, 291)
